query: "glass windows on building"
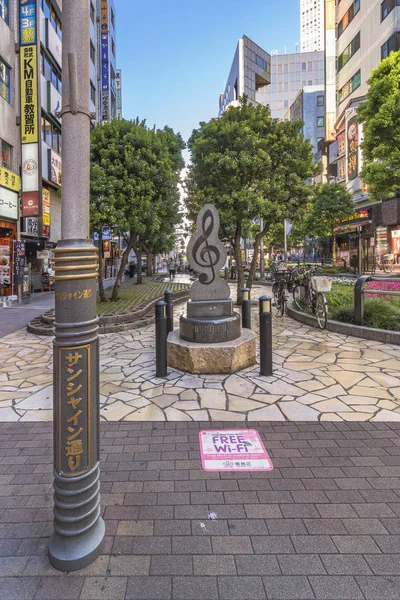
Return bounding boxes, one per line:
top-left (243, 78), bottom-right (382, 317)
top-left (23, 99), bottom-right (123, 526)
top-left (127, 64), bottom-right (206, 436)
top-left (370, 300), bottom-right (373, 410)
top-left (0, 58), bottom-right (11, 104)
top-left (0, 140), bottom-right (11, 168)
top-left (41, 0), bottom-right (62, 39)
top-left (90, 2), bottom-right (95, 23)
top-left (0, 0), bottom-right (9, 25)
top-left (317, 95), bottom-right (324, 106)
top-left (337, 0), bottom-right (360, 38)
top-left (90, 42), bottom-right (96, 64)
top-left (90, 81), bottom-right (96, 104)
top-left (41, 52), bottom-right (62, 93)
top-left (41, 115), bottom-right (61, 154)
top-left (317, 116), bottom-right (324, 127)
top-left (255, 55), bottom-right (267, 70)
top-left (338, 70), bottom-right (361, 105)
top-left (381, 0), bottom-right (400, 21)
top-left (337, 32), bottom-right (361, 72)
top-left (381, 31), bottom-right (400, 60)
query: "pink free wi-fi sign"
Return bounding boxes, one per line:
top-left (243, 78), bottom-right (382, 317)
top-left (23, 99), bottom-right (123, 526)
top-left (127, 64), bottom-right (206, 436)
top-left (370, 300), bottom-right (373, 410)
top-left (199, 429), bottom-right (274, 472)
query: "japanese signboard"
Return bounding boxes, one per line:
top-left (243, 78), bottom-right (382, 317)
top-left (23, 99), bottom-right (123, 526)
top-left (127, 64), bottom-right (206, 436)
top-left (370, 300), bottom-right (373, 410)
top-left (57, 345), bottom-right (91, 477)
top-left (13, 241), bottom-right (25, 285)
top-left (0, 187), bottom-right (18, 221)
top-left (20, 1), bottom-right (37, 46)
top-left (100, 0), bottom-right (108, 32)
top-left (0, 166), bottom-right (19, 192)
top-left (42, 188), bottom-right (50, 227)
top-left (49, 150), bottom-right (62, 186)
top-left (26, 216), bottom-right (38, 235)
top-left (347, 117), bottom-right (358, 181)
top-left (22, 191), bottom-right (39, 216)
top-left (199, 429), bottom-right (274, 472)
top-left (20, 45), bottom-right (38, 144)
top-left (22, 143), bottom-right (39, 192)
top-left (0, 238), bottom-right (11, 287)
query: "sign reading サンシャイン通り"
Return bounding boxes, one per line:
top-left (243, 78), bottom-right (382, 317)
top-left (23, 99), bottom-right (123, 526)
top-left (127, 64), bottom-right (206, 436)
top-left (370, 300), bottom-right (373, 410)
top-left (199, 430), bottom-right (273, 472)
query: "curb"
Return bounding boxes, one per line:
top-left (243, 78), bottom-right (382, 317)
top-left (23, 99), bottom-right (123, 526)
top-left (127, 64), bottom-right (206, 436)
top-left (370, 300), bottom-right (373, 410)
top-left (287, 303), bottom-right (400, 346)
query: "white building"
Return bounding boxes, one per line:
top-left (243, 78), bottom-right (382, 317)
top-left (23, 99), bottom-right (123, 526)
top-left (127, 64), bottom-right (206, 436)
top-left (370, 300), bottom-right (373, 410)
top-left (300, 0), bottom-right (325, 52)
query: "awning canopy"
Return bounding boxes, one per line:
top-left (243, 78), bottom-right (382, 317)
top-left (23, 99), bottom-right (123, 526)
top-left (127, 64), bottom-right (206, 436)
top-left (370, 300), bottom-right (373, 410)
top-left (333, 220), bottom-right (371, 233)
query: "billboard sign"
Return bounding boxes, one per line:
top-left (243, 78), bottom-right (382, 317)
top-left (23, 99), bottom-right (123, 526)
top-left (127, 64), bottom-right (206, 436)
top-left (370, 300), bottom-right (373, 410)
top-left (0, 166), bottom-right (19, 192)
top-left (20, 45), bottom-right (39, 144)
top-left (22, 191), bottom-right (40, 216)
top-left (13, 241), bottom-right (26, 285)
top-left (0, 187), bottom-right (19, 221)
top-left (100, 0), bottom-right (108, 32)
top-left (49, 150), bottom-right (62, 186)
top-left (347, 118), bottom-right (359, 181)
top-left (20, 1), bottom-right (37, 46)
top-left (22, 143), bottom-right (39, 192)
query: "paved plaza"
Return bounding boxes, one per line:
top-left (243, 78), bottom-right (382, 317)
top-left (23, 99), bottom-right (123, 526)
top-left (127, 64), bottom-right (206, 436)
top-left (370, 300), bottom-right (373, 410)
top-left (0, 286), bottom-right (398, 424)
top-left (1, 420), bottom-right (400, 599)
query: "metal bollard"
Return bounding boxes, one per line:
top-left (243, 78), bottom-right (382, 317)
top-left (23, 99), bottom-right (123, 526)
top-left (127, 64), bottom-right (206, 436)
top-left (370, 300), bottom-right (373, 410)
top-left (155, 301), bottom-right (168, 378)
top-left (354, 275), bottom-right (370, 326)
top-left (242, 288), bottom-right (251, 329)
top-left (259, 295), bottom-right (273, 376)
top-left (164, 290), bottom-right (174, 334)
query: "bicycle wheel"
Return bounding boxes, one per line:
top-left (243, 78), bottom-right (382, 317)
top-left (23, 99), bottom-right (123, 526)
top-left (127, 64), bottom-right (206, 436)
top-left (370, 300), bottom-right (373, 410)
top-left (384, 260), bottom-right (394, 274)
top-left (315, 292), bottom-right (327, 330)
top-left (293, 284), bottom-right (307, 311)
top-left (273, 286), bottom-right (281, 312)
top-left (279, 289), bottom-right (285, 316)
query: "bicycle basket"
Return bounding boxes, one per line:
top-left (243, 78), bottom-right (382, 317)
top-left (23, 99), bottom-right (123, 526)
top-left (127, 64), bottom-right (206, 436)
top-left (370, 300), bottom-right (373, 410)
top-left (274, 271), bottom-right (289, 282)
top-left (384, 254), bottom-right (394, 261)
top-left (311, 276), bottom-right (333, 292)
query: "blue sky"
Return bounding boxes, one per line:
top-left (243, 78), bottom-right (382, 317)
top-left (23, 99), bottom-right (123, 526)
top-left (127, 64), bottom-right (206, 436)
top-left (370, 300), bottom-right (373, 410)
top-left (115, 0), bottom-right (300, 146)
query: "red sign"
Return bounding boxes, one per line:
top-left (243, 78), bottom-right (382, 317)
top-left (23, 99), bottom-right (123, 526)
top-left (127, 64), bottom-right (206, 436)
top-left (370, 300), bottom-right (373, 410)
top-left (22, 191), bottom-right (40, 216)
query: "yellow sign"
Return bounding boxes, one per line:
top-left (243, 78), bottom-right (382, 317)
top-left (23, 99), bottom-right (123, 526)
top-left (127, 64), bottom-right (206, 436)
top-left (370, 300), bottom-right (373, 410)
top-left (43, 212), bottom-right (50, 226)
top-left (20, 45), bottom-right (38, 144)
top-left (325, 0), bottom-right (335, 30)
top-left (0, 166), bottom-right (19, 192)
top-left (100, 0), bottom-right (109, 33)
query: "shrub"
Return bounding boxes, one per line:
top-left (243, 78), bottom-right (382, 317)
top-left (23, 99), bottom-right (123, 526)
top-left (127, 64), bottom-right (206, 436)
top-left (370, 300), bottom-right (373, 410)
top-left (332, 299), bottom-right (400, 331)
top-left (332, 306), bottom-right (356, 325)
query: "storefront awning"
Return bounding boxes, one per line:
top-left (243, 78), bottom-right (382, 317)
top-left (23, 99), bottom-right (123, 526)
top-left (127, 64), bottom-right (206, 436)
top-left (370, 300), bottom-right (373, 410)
top-left (333, 220), bottom-right (372, 233)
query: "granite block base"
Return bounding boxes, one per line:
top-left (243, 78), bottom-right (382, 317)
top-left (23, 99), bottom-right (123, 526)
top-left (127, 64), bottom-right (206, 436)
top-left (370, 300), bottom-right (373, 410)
top-left (167, 329), bottom-right (257, 374)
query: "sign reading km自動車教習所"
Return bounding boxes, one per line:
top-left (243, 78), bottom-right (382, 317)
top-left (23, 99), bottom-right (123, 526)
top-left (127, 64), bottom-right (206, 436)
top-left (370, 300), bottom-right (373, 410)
top-left (199, 429), bottom-right (273, 472)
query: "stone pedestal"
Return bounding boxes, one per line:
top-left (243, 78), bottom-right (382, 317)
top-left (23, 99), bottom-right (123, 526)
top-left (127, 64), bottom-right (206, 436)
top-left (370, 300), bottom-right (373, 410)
top-left (167, 329), bottom-right (257, 374)
top-left (180, 299), bottom-right (241, 343)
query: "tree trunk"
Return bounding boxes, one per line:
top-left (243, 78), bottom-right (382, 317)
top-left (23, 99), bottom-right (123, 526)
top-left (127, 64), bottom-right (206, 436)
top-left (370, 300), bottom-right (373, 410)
top-left (97, 229), bottom-right (108, 303)
top-left (232, 221), bottom-right (244, 305)
top-left (135, 240), bottom-right (143, 285)
top-left (246, 223), bottom-right (269, 290)
top-left (146, 249), bottom-right (153, 276)
top-left (332, 229), bottom-right (337, 265)
top-left (110, 231), bottom-right (136, 302)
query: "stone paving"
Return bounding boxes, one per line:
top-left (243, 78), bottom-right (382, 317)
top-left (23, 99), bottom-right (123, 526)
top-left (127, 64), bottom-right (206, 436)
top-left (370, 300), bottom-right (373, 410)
top-left (1, 420), bottom-right (400, 599)
top-left (0, 285), bottom-right (399, 423)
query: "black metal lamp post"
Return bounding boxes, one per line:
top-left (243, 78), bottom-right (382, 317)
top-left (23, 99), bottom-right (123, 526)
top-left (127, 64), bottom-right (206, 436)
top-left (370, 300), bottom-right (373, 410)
top-left (259, 295), bottom-right (273, 376)
top-left (241, 287), bottom-right (251, 329)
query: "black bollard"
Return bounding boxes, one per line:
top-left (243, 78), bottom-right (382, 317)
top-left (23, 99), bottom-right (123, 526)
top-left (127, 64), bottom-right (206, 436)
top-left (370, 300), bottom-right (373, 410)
top-left (164, 290), bottom-right (174, 334)
top-left (259, 295), bottom-right (273, 376)
top-left (242, 288), bottom-right (251, 329)
top-left (155, 301), bottom-right (168, 378)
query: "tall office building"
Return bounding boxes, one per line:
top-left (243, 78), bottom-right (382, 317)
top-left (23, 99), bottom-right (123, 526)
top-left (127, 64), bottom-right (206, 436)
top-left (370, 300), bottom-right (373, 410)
top-left (327, 0), bottom-right (400, 269)
top-left (219, 36), bottom-right (324, 121)
top-left (289, 85), bottom-right (325, 153)
top-left (300, 0), bottom-right (325, 52)
top-left (0, 0), bottom-right (120, 299)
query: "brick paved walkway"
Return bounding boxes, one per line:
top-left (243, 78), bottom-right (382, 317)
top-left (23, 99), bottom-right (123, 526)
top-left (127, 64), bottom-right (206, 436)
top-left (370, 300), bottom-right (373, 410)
top-left (1, 421), bottom-right (400, 599)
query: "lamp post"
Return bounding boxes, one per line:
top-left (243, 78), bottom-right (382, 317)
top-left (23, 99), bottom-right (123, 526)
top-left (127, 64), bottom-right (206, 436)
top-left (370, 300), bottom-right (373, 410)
top-left (260, 217), bottom-right (265, 280)
top-left (259, 295), bottom-right (273, 376)
top-left (48, 1), bottom-right (104, 571)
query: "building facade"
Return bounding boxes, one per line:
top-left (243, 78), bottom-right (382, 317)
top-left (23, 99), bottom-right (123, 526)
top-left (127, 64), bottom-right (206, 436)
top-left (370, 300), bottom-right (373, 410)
top-left (0, 1), bottom-right (21, 300)
top-left (289, 85), bottom-right (325, 154)
top-left (300, 0), bottom-right (325, 52)
top-left (327, 0), bottom-right (400, 269)
top-left (0, 0), bottom-right (120, 299)
top-left (219, 36), bottom-right (324, 122)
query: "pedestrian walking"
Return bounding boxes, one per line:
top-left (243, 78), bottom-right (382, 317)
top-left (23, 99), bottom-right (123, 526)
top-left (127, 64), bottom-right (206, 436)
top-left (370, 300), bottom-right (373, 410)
top-left (169, 259), bottom-right (176, 281)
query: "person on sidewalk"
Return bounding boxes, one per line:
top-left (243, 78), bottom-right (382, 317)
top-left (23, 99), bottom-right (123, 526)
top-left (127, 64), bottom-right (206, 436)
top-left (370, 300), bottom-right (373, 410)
top-left (169, 259), bottom-right (176, 281)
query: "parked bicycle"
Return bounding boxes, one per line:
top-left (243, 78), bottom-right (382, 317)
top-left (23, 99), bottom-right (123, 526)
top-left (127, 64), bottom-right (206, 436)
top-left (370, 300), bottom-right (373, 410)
top-left (373, 253), bottom-right (394, 274)
top-left (272, 268), bottom-right (290, 316)
top-left (292, 266), bottom-right (332, 330)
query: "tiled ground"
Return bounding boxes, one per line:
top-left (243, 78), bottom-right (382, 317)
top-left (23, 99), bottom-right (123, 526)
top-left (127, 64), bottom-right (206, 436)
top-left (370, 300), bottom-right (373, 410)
top-left (0, 285), bottom-right (399, 423)
top-left (1, 421), bottom-right (400, 599)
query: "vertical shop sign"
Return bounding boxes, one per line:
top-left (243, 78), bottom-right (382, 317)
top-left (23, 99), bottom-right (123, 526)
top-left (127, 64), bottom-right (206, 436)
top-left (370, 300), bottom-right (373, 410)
top-left (13, 241), bottom-right (26, 285)
top-left (347, 118), bottom-right (358, 181)
top-left (20, 1), bottom-right (36, 46)
top-left (42, 187), bottom-right (51, 230)
top-left (101, 32), bottom-right (109, 121)
top-left (20, 45), bottom-right (39, 144)
top-left (0, 238), bottom-right (11, 287)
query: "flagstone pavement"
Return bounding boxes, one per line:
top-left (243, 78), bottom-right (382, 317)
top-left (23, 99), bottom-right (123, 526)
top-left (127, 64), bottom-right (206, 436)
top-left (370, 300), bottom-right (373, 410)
top-left (0, 285), bottom-right (399, 424)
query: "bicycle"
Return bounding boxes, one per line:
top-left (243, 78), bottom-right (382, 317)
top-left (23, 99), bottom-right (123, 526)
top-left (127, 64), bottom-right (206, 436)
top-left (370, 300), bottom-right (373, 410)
top-left (272, 269), bottom-right (290, 316)
top-left (292, 266), bottom-right (331, 330)
top-left (373, 254), bottom-right (394, 274)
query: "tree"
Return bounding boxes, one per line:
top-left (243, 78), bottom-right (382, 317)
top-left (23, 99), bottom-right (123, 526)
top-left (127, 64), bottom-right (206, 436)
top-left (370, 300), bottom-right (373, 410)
top-left (186, 97), bottom-right (315, 302)
top-left (311, 183), bottom-right (354, 263)
top-left (357, 51), bottom-right (400, 201)
top-left (90, 119), bottom-right (184, 301)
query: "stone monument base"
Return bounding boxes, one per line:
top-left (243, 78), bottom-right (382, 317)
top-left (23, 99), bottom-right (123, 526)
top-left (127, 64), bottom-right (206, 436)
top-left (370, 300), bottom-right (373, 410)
top-left (167, 329), bottom-right (257, 375)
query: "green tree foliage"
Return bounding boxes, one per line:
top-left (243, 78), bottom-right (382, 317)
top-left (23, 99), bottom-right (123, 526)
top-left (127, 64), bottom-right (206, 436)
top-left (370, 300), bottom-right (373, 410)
top-left (185, 97), bottom-right (314, 301)
top-left (310, 183), bottom-right (354, 262)
top-left (90, 119), bottom-right (184, 301)
top-left (357, 51), bottom-right (400, 200)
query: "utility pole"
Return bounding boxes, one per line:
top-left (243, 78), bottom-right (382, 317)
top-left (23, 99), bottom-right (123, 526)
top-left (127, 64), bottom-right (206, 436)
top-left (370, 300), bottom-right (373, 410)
top-left (284, 219), bottom-right (288, 263)
top-left (260, 217), bottom-right (265, 280)
top-left (48, 1), bottom-right (105, 571)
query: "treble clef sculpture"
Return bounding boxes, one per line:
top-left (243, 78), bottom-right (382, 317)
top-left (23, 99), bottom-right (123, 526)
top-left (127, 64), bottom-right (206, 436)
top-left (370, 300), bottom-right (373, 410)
top-left (187, 204), bottom-right (230, 301)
